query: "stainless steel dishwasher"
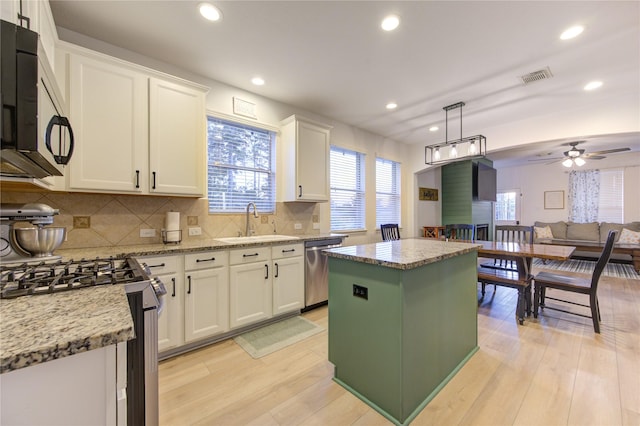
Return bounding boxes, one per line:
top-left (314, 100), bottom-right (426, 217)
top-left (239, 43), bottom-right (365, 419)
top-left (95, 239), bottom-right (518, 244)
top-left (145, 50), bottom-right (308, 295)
top-left (303, 237), bottom-right (343, 310)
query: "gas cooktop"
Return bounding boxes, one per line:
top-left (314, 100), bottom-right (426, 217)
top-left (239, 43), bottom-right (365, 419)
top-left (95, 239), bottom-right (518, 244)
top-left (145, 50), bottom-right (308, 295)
top-left (0, 257), bottom-right (149, 299)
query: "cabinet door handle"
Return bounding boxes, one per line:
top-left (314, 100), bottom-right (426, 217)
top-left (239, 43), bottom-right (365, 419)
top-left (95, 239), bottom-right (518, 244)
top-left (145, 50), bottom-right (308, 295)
top-left (152, 171), bottom-right (157, 189)
top-left (135, 170), bottom-right (140, 188)
top-left (187, 275), bottom-right (192, 294)
top-left (281, 248), bottom-right (295, 253)
top-left (274, 262), bottom-right (279, 278)
top-left (196, 257), bottom-right (215, 263)
top-left (171, 277), bottom-right (176, 297)
top-left (243, 253), bottom-right (259, 258)
top-left (265, 264), bottom-right (269, 279)
top-left (298, 185), bottom-right (302, 198)
top-left (147, 263), bottom-right (166, 268)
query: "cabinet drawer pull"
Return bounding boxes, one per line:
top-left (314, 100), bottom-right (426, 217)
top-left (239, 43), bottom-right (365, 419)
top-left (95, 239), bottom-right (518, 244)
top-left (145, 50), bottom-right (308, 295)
top-left (171, 277), bottom-right (176, 297)
top-left (274, 262), bottom-right (279, 278)
top-left (281, 248), bottom-right (296, 253)
top-left (147, 263), bottom-right (166, 268)
top-left (196, 257), bottom-right (216, 263)
top-left (298, 185), bottom-right (302, 198)
top-left (243, 253), bottom-right (259, 258)
top-left (152, 171), bottom-right (157, 189)
top-left (265, 264), bottom-right (269, 279)
top-left (187, 275), bottom-right (192, 294)
top-left (135, 170), bottom-right (140, 189)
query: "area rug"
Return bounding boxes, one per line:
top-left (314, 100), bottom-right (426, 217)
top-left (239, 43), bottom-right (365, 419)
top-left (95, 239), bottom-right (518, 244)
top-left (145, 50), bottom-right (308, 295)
top-left (532, 258), bottom-right (639, 279)
top-left (233, 316), bottom-right (324, 358)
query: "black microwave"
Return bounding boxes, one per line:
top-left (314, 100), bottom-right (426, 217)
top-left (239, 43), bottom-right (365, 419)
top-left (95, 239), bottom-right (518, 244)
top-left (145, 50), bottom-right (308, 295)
top-left (1, 19), bottom-right (74, 179)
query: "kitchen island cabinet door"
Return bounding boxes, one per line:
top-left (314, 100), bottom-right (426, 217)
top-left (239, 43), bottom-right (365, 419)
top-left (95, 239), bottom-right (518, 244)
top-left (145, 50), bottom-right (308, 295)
top-left (149, 77), bottom-right (206, 196)
top-left (0, 342), bottom-right (126, 425)
top-left (184, 267), bottom-right (229, 343)
top-left (67, 53), bottom-right (149, 193)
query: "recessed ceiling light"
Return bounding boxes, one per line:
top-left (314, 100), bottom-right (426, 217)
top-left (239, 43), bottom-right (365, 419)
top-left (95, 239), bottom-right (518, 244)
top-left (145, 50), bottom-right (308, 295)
top-left (560, 25), bottom-right (584, 40)
top-left (584, 81), bottom-right (603, 91)
top-left (381, 15), bottom-right (400, 31)
top-left (251, 77), bottom-right (265, 86)
top-left (386, 102), bottom-right (397, 110)
top-left (429, 126), bottom-right (439, 132)
top-left (199, 3), bottom-right (222, 21)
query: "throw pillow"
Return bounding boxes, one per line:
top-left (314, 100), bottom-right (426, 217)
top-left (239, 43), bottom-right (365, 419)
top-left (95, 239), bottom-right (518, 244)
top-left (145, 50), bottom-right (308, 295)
top-left (534, 225), bottom-right (553, 240)
top-left (618, 228), bottom-right (640, 244)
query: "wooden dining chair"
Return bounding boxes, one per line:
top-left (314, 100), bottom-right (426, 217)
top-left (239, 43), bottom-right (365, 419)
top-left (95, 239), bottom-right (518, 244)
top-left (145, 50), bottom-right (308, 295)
top-left (533, 230), bottom-right (617, 333)
top-left (446, 224), bottom-right (475, 241)
top-left (380, 224), bottom-right (401, 241)
top-left (480, 225), bottom-right (534, 297)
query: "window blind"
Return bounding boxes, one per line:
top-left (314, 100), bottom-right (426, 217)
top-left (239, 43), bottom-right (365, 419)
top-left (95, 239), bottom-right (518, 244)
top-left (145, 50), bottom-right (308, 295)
top-left (376, 157), bottom-right (401, 228)
top-left (597, 168), bottom-right (624, 223)
top-left (330, 146), bottom-right (365, 231)
top-left (207, 117), bottom-right (276, 213)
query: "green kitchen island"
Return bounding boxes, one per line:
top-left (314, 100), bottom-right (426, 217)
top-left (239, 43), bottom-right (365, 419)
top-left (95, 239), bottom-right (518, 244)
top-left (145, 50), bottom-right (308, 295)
top-left (324, 238), bottom-right (480, 425)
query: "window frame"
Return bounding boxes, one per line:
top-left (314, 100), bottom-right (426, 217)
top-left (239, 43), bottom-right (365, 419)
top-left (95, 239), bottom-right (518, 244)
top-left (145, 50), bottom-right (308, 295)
top-left (329, 145), bottom-right (366, 232)
top-left (206, 113), bottom-right (277, 214)
top-left (375, 156), bottom-right (401, 229)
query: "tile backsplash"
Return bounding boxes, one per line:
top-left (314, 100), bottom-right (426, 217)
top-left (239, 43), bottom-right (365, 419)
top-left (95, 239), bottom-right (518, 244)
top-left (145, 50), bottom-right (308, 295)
top-left (0, 191), bottom-right (320, 250)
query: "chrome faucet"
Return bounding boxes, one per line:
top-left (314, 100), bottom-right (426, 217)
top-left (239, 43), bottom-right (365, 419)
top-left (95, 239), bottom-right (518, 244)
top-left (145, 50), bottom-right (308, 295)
top-left (245, 202), bottom-right (258, 236)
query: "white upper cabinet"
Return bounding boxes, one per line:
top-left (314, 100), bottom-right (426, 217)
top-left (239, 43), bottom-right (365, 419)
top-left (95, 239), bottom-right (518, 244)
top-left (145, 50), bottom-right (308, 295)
top-left (67, 54), bottom-right (149, 193)
top-left (280, 115), bottom-right (331, 202)
top-left (1, 0), bottom-right (58, 75)
top-left (149, 78), bottom-right (205, 196)
top-left (61, 45), bottom-right (208, 196)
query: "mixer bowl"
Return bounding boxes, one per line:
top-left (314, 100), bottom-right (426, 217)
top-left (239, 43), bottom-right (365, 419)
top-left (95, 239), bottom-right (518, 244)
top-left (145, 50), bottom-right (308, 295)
top-left (14, 227), bottom-right (66, 257)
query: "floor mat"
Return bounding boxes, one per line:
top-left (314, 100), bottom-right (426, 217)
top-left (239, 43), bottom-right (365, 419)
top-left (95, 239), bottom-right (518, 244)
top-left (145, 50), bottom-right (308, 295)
top-left (233, 316), bottom-right (324, 358)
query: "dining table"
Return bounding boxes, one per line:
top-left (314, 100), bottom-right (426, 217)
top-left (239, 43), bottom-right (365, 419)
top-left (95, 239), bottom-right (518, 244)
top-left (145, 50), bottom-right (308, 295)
top-left (473, 240), bottom-right (576, 324)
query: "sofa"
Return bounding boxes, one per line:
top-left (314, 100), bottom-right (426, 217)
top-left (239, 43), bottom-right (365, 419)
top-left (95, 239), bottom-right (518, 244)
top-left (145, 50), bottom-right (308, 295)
top-left (533, 221), bottom-right (640, 272)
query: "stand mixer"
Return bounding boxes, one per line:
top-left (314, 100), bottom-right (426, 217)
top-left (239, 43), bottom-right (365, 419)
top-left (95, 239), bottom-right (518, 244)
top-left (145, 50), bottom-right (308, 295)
top-left (0, 203), bottom-right (65, 263)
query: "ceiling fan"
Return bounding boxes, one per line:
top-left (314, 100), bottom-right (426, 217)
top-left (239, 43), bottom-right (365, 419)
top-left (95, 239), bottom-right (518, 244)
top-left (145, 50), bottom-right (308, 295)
top-left (530, 141), bottom-right (631, 167)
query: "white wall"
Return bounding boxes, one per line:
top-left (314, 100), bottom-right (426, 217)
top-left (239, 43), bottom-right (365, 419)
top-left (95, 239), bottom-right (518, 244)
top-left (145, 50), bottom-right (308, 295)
top-left (415, 168), bottom-right (441, 235)
top-left (497, 152), bottom-right (640, 225)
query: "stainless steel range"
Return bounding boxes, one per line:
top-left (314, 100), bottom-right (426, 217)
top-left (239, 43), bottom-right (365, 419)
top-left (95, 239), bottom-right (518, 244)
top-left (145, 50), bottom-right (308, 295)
top-left (0, 256), bottom-right (166, 425)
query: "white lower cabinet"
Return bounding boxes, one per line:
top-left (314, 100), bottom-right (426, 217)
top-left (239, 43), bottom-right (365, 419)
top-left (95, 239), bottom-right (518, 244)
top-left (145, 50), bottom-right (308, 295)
top-left (141, 243), bottom-right (303, 356)
top-left (140, 251), bottom-right (229, 352)
top-left (184, 258), bottom-right (229, 342)
top-left (0, 342), bottom-right (126, 425)
top-left (229, 246), bottom-right (272, 328)
top-left (272, 244), bottom-right (305, 315)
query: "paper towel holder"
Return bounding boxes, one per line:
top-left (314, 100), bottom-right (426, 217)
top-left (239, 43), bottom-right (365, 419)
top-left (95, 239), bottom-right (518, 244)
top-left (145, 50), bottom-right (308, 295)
top-left (161, 229), bottom-right (182, 244)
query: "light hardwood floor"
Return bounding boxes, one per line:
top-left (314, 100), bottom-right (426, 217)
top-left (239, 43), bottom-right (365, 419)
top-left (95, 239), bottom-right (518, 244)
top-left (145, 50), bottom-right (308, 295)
top-left (159, 266), bottom-right (640, 425)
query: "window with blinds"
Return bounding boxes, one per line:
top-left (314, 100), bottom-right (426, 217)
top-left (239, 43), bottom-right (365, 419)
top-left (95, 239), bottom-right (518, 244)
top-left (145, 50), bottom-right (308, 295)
top-left (207, 116), bottom-right (276, 213)
top-left (330, 146), bottom-right (365, 231)
top-left (376, 157), bottom-right (401, 228)
top-left (597, 168), bottom-right (624, 223)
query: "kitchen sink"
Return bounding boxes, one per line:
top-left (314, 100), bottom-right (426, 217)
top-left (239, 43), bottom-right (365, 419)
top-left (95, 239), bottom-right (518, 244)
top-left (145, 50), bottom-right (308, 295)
top-left (214, 235), bottom-right (300, 244)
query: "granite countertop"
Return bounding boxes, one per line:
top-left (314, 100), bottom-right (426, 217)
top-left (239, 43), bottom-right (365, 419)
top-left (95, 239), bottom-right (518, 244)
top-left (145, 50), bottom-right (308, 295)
top-left (0, 285), bottom-right (134, 374)
top-left (56, 233), bottom-right (347, 260)
top-left (0, 233), bottom-right (346, 374)
top-left (324, 238), bottom-right (480, 270)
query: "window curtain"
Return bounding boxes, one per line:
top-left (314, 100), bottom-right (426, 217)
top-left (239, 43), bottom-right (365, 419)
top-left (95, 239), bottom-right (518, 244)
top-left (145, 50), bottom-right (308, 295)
top-left (568, 170), bottom-right (600, 222)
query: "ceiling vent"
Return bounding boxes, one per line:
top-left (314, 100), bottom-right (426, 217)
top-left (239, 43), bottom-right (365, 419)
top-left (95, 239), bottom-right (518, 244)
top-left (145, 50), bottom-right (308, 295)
top-left (520, 67), bottom-right (553, 85)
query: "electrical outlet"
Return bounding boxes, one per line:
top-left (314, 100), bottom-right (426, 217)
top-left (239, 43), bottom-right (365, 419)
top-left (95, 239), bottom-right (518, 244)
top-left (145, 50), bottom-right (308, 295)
top-left (188, 227), bottom-right (202, 236)
top-left (140, 229), bottom-right (156, 238)
top-left (353, 284), bottom-right (368, 300)
top-left (294, 223), bottom-right (302, 230)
